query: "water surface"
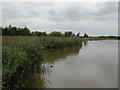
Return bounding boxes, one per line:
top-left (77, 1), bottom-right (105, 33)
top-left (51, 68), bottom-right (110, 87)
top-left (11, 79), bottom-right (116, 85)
top-left (25, 40), bottom-right (118, 88)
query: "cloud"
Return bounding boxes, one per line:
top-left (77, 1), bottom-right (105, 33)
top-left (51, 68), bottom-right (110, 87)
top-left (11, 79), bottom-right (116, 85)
top-left (0, 3), bottom-right (2, 26)
top-left (46, 2), bottom-right (118, 21)
top-left (2, 2), bottom-right (118, 36)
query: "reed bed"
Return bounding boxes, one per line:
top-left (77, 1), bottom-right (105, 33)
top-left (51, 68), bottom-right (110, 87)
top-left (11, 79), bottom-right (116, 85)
top-left (2, 36), bottom-right (83, 88)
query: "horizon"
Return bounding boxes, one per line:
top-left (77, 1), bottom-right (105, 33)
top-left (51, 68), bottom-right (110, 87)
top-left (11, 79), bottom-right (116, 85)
top-left (1, 25), bottom-right (120, 37)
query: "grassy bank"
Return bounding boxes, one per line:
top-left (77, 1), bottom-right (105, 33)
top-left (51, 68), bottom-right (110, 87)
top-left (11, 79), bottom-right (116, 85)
top-left (2, 36), bottom-right (83, 88)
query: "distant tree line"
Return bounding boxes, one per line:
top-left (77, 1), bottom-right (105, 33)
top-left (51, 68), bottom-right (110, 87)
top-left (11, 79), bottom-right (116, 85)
top-left (1, 25), bottom-right (30, 36)
top-left (1, 25), bottom-right (89, 37)
top-left (96, 36), bottom-right (120, 39)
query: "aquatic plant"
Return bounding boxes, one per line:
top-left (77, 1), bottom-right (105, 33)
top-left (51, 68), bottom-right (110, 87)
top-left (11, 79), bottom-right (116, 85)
top-left (2, 36), bottom-right (83, 88)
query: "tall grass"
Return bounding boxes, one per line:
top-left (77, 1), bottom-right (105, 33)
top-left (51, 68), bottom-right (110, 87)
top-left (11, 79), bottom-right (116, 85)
top-left (2, 36), bottom-right (83, 88)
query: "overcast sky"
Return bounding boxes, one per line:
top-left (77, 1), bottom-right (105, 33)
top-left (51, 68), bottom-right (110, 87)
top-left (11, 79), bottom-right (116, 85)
top-left (2, 2), bottom-right (118, 36)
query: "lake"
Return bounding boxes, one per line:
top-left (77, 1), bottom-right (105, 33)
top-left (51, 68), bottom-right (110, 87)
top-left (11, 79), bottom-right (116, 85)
top-left (24, 40), bottom-right (118, 88)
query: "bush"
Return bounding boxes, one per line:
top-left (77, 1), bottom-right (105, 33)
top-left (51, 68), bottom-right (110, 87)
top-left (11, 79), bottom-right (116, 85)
top-left (2, 46), bottom-right (28, 87)
top-left (48, 31), bottom-right (62, 37)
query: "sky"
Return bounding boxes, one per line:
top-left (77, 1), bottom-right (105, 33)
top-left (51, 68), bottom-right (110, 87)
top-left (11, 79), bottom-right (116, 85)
top-left (1, 1), bottom-right (119, 36)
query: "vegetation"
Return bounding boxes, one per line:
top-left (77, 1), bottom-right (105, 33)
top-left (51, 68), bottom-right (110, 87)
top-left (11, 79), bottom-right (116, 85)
top-left (32, 31), bottom-right (47, 36)
top-left (95, 36), bottom-right (120, 40)
top-left (83, 33), bottom-right (88, 38)
top-left (2, 25), bottom-right (31, 36)
top-left (1, 25), bottom-right (120, 40)
top-left (2, 36), bottom-right (83, 89)
top-left (64, 31), bottom-right (74, 37)
top-left (1, 25), bottom-right (84, 37)
top-left (2, 25), bottom-right (120, 89)
top-left (77, 33), bottom-right (80, 37)
top-left (48, 31), bottom-right (62, 37)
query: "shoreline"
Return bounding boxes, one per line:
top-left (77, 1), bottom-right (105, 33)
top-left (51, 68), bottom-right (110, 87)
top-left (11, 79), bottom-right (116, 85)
top-left (2, 36), bottom-right (119, 89)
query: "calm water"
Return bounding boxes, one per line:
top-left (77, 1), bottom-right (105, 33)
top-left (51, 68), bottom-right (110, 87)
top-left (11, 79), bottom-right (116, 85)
top-left (24, 40), bottom-right (118, 88)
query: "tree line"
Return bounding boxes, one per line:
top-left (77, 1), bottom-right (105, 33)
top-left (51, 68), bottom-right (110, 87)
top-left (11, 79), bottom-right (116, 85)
top-left (1, 25), bottom-right (89, 37)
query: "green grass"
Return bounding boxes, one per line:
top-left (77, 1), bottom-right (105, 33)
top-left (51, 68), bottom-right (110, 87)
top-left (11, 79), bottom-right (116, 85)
top-left (2, 36), bottom-right (83, 88)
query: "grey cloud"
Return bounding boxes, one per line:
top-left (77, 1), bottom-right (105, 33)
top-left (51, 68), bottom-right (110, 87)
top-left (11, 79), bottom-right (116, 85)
top-left (2, 2), bottom-right (44, 20)
top-left (2, 2), bottom-right (118, 36)
top-left (47, 10), bottom-right (65, 21)
top-left (64, 7), bottom-right (82, 21)
top-left (94, 2), bottom-right (118, 15)
top-left (46, 2), bottom-right (117, 22)
top-left (2, 3), bottom-right (21, 20)
top-left (3, 2), bottom-right (117, 21)
top-left (66, 2), bottom-right (118, 21)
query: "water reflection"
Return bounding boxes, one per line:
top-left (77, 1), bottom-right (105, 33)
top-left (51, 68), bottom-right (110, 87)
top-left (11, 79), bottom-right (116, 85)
top-left (16, 40), bottom-right (118, 88)
top-left (4, 61), bottom-right (45, 88)
top-left (23, 44), bottom-right (84, 88)
top-left (43, 44), bottom-right (83, 64)
top-left (23, 63), bottom-right (45, 88)
top-left (42, 40), bottom-right (118, 88)
top-left (83, 41), bottom-right (88, 46)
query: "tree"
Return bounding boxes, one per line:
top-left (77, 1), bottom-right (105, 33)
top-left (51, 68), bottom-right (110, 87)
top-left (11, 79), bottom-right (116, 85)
top-left (2, 25), bottom-right (31, 36)
top-left (49, 31), bottom-right (62, 37)
top-left (41, 32), bottom-right (47, 36)
top-left (10, 27), bottom-right (17, 36)
top-left (2, 27), bottom-right (10, 35)
top-left (77, 33), bottom-right (80, 37)
top-left (32, 31), bottom-right (47, 36)
top-left (22, 27), bottom-right (30, 36)
top-left (64, 31), bottom-right (73, 37)
top-left (8, 25), bottom-right (12, 30)
top-left (84, 33), bottom-right (88, 38)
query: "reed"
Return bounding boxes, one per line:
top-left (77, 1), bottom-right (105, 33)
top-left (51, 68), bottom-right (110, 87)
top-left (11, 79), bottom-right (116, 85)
top-left (2, 36), bottom-right (83, 88)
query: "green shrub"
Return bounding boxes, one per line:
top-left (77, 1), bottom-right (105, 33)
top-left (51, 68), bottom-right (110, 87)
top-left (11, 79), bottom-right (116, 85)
top-left (2, 46), bottom-right (28, 86)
